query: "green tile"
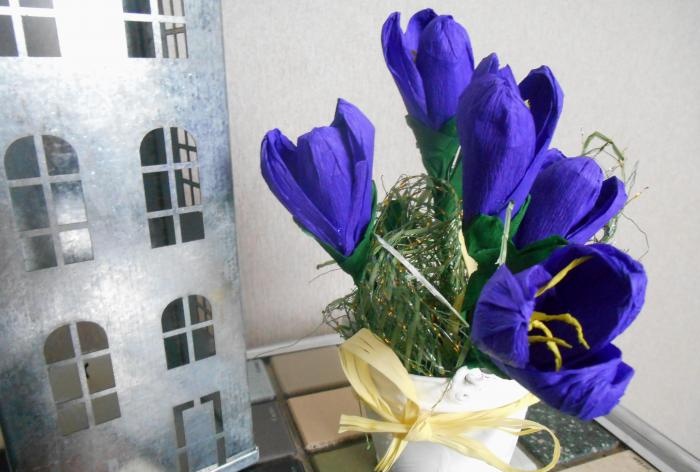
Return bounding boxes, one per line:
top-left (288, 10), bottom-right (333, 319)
top-left (518, 403), bottom-right (620, 467)
top-left (312, 441), bottom-right (376, 472)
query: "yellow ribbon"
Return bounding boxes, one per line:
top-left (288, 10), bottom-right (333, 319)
top-left (338, 329), bottom-right (561, 472)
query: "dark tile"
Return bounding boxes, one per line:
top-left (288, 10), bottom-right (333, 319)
top-left (244, 456), bottom-right (304, 472)
top-left (312, 441), bottom-right (376, 472)
top-left (252, 401), bottom-right (296, 462)
top-left (247, 359), bottom-right (275, 404)
top-left (518, 402), bottom-right (620, 467)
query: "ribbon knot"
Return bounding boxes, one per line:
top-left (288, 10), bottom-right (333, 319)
top-left (404, 413), bottom-right (433, 442)
top-left (338, 328), bottom-right (561, 472)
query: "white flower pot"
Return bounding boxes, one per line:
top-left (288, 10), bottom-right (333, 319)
top-left (367, 366), bottom-right (529, 472)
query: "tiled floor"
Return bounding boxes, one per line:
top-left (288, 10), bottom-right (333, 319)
top-left (0, 345), bottom-right (658, 472)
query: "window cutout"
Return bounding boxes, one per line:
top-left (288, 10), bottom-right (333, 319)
top-left (141, 128), bottom-right (204, 247)
top-left (148, 216), bottom-right (176, 248)
top-left (4, 136), bottom-right (39, 179)
top-left (0, 16), bottom-right (16, 57)
top-left (10, 185), bottom-right (49, 231)
top-left (84, 355), bottom-right (116, 394)
top-left (44, 323), bottom-right (120, 435)
top-left (180, 211), bottom-right (204, 243)
top-left (5, 135), bottom-right (92, 271)
top-left (48, 363), bottom-right (83, 403)
top-left (192, 326), bottom-right (216, 361)
top-left (77, 321), bottom-right (108, 354)
top-left (56, 402), bottom-right (89, 435)
top-left (44, 135), bottom-right (79, 176)
top-left (189, 295), bottom-right (212, 324)
top-left (161, 23), bottom-right (187, 59)
top-left (175, 168), bottom-right (201, 207)
top-left (164, 333), bottom-right (189, 369)
top-left (162, 295), bottom-right (216, 370)
top-left (123, 0), bottom-right (150, 13)
top-left (159, 0), bottom-right (184, 16)
top-left (173, 392), bottom-right (226, 470)
top-left (52, 182), bottom-right (87, 225)
top-left (125, 21), bottom-right (155, 58)
top-left (21, 234), bottom-right (57, 271)
top-left (44, 325), bottom-right (75, 363)
top-left (0, 1), bottom-right (9, 8)
top-left (162, 298), bottom-right (185, 332)
top-left (20, 0), bottom-right (53, 7)
top-left (59, 229), bottom-right (93, 265)
top-left (23, 16), bottom-right (61, 57)
top-left (140, 129), bottom-right (167, 166)
top-left (143, 171), bottom-right (172, 212)
top-left (92, 393), bottom-right (121, 425)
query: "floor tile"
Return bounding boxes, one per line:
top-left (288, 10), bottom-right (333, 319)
top-left (247, 359), bottom-right (276, 404)
top-left (518, 403), bottom-right (620, 467)
top-left (287, 386), bottom-right (362, 452)
top-left (270, 346), bottom-right (348, 396)
top-left (252, 401), bottom-right (297, 462)
top-left (311, 441), bottom-right (377, 472)
top-left (244, 456), bottom-right (305, 472)
top-left (561, 450), bottom-right (657, 471)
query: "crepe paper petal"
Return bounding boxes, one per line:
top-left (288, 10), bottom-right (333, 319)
top-left (260, 99), bottom-right (375, 260)
top-left (496, 344), bottom-right (633, 420)
top-left (458, 54), bottom-right (536, 226)
top-left (381, 12), bottom-right (428, 125)
top-left (415, 14), bottom-right (474, 129)
top-left (472, 264), bottom-right (551, 368)
top-left (515, 157), bottom-right (603, 247)
top-left (471, 243), bottom-right (646, 420)
top-left (541, 148), bottom-right (565, 170)
top-left (519, 66), bottom-right (564, 156)
top-left (567, 176), bottom-right (627, 243)
top-left (382, 10), bottom-right (475, 130)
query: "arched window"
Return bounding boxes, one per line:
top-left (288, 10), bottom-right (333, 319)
top-left (44, 322), bottom-right (121, 436)
top-left (140, 127), bottom-right (204, 248)
top-left (162, 295), bottom-right (216, 370)
top-left (4, 135), bottom-right (93, 271)
top-left (123, 0), bottom-right (187, 58)
top-left (0, 0), bottom-right (61, 57)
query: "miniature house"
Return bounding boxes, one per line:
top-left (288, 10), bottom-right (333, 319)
top-left (0, 1), bottom-right (257, 470)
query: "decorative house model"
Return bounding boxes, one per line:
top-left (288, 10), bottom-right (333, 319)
top-left (0, 1), bottom-right (257, 470)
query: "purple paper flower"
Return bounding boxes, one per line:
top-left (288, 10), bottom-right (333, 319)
top-left (261, 99), bottom-right (374, 257)
top-left (471, 243), bottom-right (646, 419)
top-left (460, 54), bottom-right (565, 225)
top-left (515, 155), bottom-right (627, 246)
top-left (382, 9), bottom-right (474, 130)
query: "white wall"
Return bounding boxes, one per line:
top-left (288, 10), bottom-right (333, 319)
top-left (222, 0), bottom-right (700, 457)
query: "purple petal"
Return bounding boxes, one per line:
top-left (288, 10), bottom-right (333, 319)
top-left (499, 344), bottom-right (634, 420)
top-left (541, 148), bottom-right (565, 170)
top-left (473, 265), bottom-right (551, 368)
top-left (515, 157), bottom-right (604, 247)
top-left (567, 176), bottom-right (627, 243)
top-left (404, 8), bottom-right (437, 52)
top-left (381, 12), bottom-right (428, 124)
top-left (458, 57), bottom-right (536, 224)
top-left (473, 52), bottom-right (500, 78)
top-left (415, 14), bottom-right (474, 129)
top-left (260, 130), bottom-right (338, 248)
top-left (519, 66), bottom-right (563, 156)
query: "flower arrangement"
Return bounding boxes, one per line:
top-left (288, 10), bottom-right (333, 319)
top-left (261, 8), bottom-right (646, 471)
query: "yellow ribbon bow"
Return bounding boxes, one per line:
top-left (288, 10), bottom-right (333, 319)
top-left (338, 328), bottom-right (561, 472)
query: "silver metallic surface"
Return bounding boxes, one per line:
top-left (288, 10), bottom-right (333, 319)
top-left (0, 0), bottom-right (255, 470)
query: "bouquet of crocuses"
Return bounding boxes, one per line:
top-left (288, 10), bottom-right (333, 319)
top-left (260, 8), bottom-right (646, 423)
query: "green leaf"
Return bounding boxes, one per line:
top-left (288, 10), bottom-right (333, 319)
top-left (406, 115), bottom-right (461, 196)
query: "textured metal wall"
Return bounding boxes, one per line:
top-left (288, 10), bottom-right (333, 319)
top-left (0, 1), bottom-right (256, 470)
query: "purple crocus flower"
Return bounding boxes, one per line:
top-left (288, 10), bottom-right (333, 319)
top-left (515, 155), bottom-right (627, 247)
top-left (382, 9), bottom-right (474, 130)
top-left (472, 243), bottom-right (646, 419)
top-left (261, 99), bottom-right (374, 257)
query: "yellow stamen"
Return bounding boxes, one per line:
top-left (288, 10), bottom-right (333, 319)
top-left (528, 320), bottom-right (563, 371)
top-left (535, 256), bottom-right (592, 297)
top-left (531, 312), bottom-right (591, 350)
top-left (527, 336), bottom-right (572, 348)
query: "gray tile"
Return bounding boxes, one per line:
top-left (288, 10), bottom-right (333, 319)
top-left (252, 401), bottom-right (296, 462)
top-left (518, 403), bottom-right (620, 467)
top-left (247, 359), bottom-right (275, 404)
top-left (561, 451), bottom-right (657, 471)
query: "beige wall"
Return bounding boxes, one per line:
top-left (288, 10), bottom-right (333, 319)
top-left (223, 0), bottom-right (700, 457)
